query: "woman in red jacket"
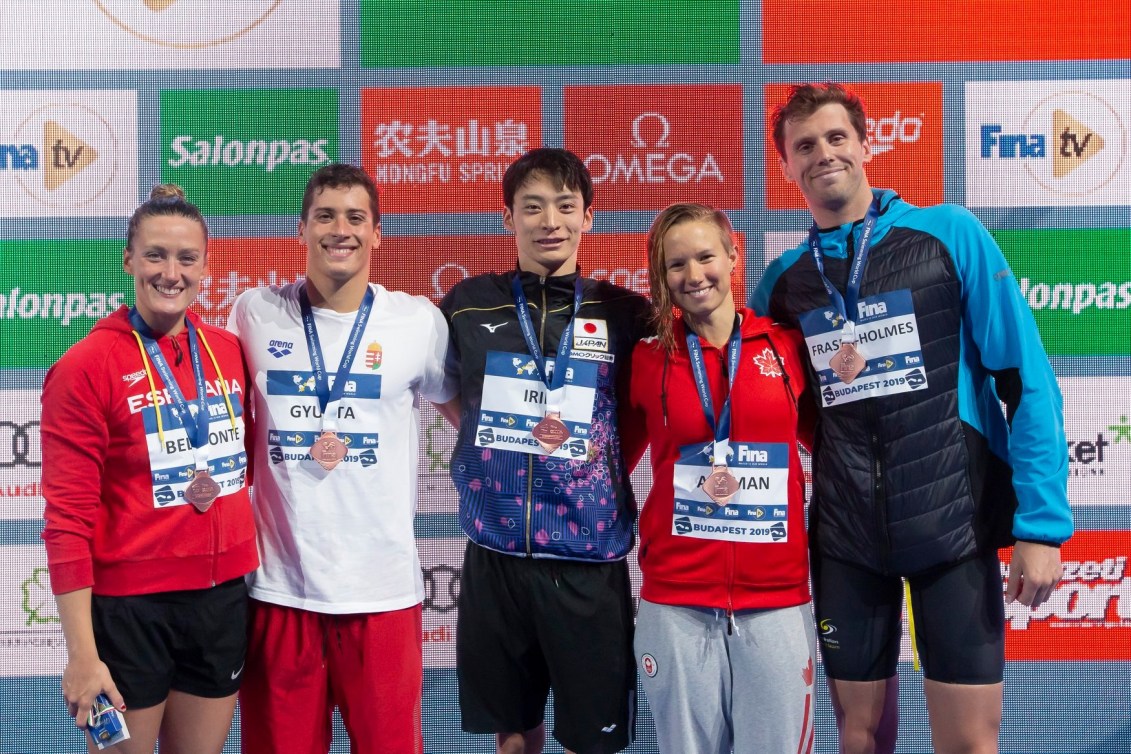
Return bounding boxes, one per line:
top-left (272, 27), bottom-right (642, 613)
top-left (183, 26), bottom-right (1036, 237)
top-left (41, 185), bottom-right (258, 754)
top-left (625, 203), bottom-right (817, 753)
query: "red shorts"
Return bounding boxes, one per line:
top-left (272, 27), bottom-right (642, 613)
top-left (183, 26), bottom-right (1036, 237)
top-left (239, 599), bottom-right (423, 754)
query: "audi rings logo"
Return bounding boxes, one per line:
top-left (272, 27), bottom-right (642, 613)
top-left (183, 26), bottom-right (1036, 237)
top-left (422, 564), bottom-right (461, 613)
top-left (0, 421), bottom-right (41, 468)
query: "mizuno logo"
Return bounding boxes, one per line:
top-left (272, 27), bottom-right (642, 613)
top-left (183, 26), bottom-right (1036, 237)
top-left (481, 322), bottom-right (508, 333)
top-left (601, 724), bottom-right (617, 733)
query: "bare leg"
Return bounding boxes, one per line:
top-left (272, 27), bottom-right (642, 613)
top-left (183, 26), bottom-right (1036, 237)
top-left (156, 690), bottom-right (238, 754)
top-left (828, 676), bottom-right (899, 754)
top-left (496, 723), bottom-right (546, 754)
top-left (85, 702), bottom-right (164, 754)
top-left (924, 680), bottom-right (1002, 754)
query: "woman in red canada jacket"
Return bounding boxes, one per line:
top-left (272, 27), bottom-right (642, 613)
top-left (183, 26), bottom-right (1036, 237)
top-left (624, 203), bottom-right (817, 754)
top-left (40, 185), bottom-right (257, 754)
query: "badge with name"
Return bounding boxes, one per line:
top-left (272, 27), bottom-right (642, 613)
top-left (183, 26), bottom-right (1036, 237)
top-left (312, 431), bottom-right (347, 471)
top-left (702, 465), bottom-right (739, 505)
top-left (184, 471), bottom-right (221, 513)
top-left (532, 412), bottom-right (571, 454)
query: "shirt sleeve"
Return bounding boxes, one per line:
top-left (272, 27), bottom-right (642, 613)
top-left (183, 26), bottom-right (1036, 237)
top-left (419, 298), bottom-right (459, 404)
top-left (945, 206), bottom-right (1073, 544)
top-left (40, 346), bottom-right (111, 594)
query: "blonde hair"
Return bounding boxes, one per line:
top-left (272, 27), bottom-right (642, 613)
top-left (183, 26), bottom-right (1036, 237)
top-left (646, 202), bottom-right (737, 354)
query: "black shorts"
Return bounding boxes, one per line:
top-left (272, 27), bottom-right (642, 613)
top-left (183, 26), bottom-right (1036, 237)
top-left (91, 577), bottom-right (249, 709)
top-left (812, 552), bottom-right (1005, 684)
top-left (457, 543), bottom-right (636, 754)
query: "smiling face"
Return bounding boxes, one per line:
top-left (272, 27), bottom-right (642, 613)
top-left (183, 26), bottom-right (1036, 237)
top-left (123, 214), bottom-right (208, 336)
top-left (779, 102), bottom-right (874, 227)
top-left (503, 172), bottom-right (593, 277)
top-left (662, 219), bottom-right (737, 328)
top-left (299, 184), bottom-right (380, 295)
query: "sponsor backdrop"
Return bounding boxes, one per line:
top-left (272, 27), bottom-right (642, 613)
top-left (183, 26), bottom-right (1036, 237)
top-left (0, 1), bottom-right (1127, 752)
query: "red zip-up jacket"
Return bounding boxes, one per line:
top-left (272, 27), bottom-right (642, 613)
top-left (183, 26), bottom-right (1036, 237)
top-left (41, 307), bottom-right (258, 597)
top-left (625, 309), bottom-right (814, 611)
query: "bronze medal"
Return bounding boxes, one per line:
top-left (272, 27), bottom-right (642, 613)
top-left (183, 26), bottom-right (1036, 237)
top-left (184, 471), bottom-right (220, 513)
top-left (702, 465), bottom-right (739, 506)
top-left (829, 341), bottom-right (865, 384)
top-left (531, 412), bottom-right (570, 454)
top-left (312, 431), bottom-right (347, 471)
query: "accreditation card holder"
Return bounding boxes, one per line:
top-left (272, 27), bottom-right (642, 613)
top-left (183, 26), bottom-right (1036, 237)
top-left (88, 694), bottom-right (130, 749)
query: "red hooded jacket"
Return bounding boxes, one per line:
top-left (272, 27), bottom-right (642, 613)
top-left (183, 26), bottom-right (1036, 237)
top-left (41, 307), bottom-right (258, 597)
top-left (625, 309), bottom-right (814, 611)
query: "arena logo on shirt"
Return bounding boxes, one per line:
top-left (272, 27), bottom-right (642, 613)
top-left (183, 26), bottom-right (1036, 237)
top-left (564, 84), bottom-right (743, 210)
top-left (1002, 531), bottom-right (1131, 661)
top-left (764, 82), bottom-right (943, 211)
top-left (966, 80), bottom-right (1130, 207)
top-left (361, 86), bottom-right (541, 213)
top-left (0, 91), bottom-right (138, 216)
top-left (161, 88), bottom-right (339, 216)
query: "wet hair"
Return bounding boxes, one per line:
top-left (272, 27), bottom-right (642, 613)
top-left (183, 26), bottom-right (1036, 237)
top-left (771, 82), bottom-right (868, 159)
top-left (125, 184), bottom-right (207, 250)
top-left (646, 202), bottom-right (737, 355)
top-left (502, 147), bottom-right (594, 211)
top-left (301, 163), bottom-right (380, 222)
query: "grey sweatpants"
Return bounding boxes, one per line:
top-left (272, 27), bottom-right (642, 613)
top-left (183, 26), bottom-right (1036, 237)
top-left (635, 598), bottom-right (816, 753)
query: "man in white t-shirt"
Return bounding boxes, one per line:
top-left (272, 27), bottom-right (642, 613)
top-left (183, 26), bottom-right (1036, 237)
top-left (227, 163), bottom-right (459, 754)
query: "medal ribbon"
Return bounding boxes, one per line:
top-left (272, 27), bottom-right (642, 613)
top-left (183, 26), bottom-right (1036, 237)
top-left (807, 196), bottom-right (880, 342)
top-left (299, 284), bottom-right (375, 433)
top-left (129, 308), bottom-right (219, 473)
top-left (510, 276), bottom-right (583, 414)
top-left (685, 316), bottom-right (742, 466)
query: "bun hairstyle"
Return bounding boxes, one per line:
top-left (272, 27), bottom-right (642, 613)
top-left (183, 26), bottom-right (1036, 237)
top-left (126, 183), bottom-right (208, 250)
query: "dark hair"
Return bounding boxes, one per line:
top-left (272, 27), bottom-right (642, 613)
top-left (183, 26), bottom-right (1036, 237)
top-left (646, 202), bottom-right (737, 355)
top-left (771, 82), bottom-right (868, 159)
top-left (502, 147), bottom-right (593, 211)
top-left (301, 163), bottom-right (380, 222)
top-left (125, 184), bottom-right (207, 250)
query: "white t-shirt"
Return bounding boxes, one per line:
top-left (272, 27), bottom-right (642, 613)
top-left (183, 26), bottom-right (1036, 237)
top-left (228, 282), bottom-right (457, 614)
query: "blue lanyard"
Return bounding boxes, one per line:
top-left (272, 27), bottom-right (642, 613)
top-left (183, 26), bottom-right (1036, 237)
top-left (129, 308), bottom-right (210, 450)
top-left (685, 317), bottom-right (742, 466)
top-left (807, 197), bottom-right (880, 337)
top-left (299, 284), bottom-right (375, 430)
top-left (510, 275), bottom-right (583, 404)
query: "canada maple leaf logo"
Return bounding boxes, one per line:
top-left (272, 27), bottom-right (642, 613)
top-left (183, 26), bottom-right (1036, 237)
top-left (752, 347), bottom-right (783, 378)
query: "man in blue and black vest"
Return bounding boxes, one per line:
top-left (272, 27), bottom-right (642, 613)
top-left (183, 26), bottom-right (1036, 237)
top-left (753, 83), bottom-right (1073, 754)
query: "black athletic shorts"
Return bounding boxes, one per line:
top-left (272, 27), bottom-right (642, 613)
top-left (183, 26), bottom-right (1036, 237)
top-left (812, 552), bottom-right (1005, 684)
top-left (91, 577), bottom-right (249, 709)
top-left (457, 542), bottom-right (636, 754)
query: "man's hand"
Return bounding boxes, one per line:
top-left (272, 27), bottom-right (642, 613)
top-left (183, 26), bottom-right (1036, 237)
top-left (1005, 541), bottom-right (1063, 608)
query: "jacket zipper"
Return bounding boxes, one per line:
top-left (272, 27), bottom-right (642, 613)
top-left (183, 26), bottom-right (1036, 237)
top-left (867, 400), bottom-right (891, 569)
top-left (524, 278), bottom-right (549, 556)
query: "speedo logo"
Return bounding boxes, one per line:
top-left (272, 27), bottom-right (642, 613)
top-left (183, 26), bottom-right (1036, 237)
top-left (0, 288), bottom-right (125, 326)
top-left (167, 135), bottom-right (330, 173)
top-left (1018, 277), bottom-right (1131, 314)
top-left (866, 111), bottom-right (923, 156)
